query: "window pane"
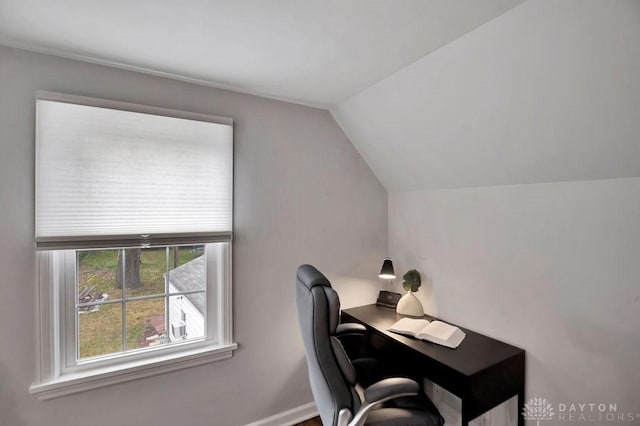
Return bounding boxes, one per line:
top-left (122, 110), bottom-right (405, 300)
top-left (175, 245), bottom-right (205, 267)
top-left (124, 247), bottom-right (166, 297)
top-left (77, 249), bottom-right (123, 360)
top-left (125, 298), bottom-right (166, 351)
top-left (169, 294), bottom-right (205, 342)
top-left (78, 302), bottom-right (123, 359)
top-left (77, 249), bottom-right (119, 302)
top-left (168, 245), bottom-right (205, 294)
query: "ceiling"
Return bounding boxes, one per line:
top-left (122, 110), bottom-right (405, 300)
top-left (0, 0), bottom-right (524, 107)
top-left (332, 0), bottom-right (640, 191)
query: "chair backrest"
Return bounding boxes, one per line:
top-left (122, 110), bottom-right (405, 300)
top-left (296, 265), bottom-right (361, 426)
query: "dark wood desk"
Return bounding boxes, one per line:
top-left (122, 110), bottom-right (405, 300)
top-left (341, 304), bottom-right (525, 426)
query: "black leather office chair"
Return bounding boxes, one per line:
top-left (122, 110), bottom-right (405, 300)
top-left (296, 264), bottom-right (444, 426)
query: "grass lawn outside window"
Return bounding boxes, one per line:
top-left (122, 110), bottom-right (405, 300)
top-left (77, 247), bottom-right (202, 359)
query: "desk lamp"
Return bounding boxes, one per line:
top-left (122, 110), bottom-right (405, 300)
top-left (378, 258), bottom-right (395, 280)
top-left (375, 258), bottom-right (402, 308)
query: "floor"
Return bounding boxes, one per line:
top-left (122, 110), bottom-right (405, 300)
top-left (294, 417), bottom-right (322, 426)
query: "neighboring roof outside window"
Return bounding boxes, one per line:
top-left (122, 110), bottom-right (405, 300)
top-left (168, 255), bottom-right (205, 315)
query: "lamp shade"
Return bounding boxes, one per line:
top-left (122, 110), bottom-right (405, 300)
top-left (378, 258), bottom-right (396, 279)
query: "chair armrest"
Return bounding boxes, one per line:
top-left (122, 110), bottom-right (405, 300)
top-left (336, 323), bottom-right (366, 336)
top-left (336, 323), bottom-right (367, 360)
top-left (342, 378), bottom-right (419, 426)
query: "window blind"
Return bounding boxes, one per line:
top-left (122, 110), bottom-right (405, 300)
top-left (36, 93), bottom-right (233, 249)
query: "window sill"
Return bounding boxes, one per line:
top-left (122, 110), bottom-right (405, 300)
top-left (30, 342), bottom-right (237, 400)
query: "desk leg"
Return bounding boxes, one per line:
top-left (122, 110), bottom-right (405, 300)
top-left (460, 399), bottom-right (470, 426)
top-left (461, 414), bottom-right (470, 426)
top-left (517, 388), bottom-right (525, 426)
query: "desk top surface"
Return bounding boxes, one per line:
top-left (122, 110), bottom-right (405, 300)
top-left (341, 304), bottom-right (524, 377)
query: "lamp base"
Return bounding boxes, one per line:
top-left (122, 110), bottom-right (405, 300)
top-left (396, 292), bottom-right (424, 317)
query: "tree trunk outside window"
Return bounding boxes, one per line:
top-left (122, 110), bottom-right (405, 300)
top-left (173, 247), bottom-right (179, 268)
top-left (116, 249), bottom-right (142, 289)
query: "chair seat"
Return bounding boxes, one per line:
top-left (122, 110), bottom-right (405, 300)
top-left (365, 406), bottom-right (443, 426)
top-left (382, 393), bottom-right (444, 423)
top-left (360, 389), bottom-right (445, 425)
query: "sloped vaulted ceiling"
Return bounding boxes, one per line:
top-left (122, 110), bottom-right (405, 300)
top-left (0, 0), bottom-right (526, 107)
top-left (331, 0), bottom-right (640, 192)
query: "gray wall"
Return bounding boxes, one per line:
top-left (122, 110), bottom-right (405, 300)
top-left (0, 45), bottom-right (387, 426)
top-left (389, 179), bottom-right (640, 422)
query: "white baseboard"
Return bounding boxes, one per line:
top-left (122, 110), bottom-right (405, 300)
top-left (245, 402), bottom-right (319, 426)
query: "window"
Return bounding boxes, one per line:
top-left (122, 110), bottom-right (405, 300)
top-left (31, 92), bottom-right (235, 400)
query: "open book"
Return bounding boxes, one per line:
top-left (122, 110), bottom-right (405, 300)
top-left (389, 317), bottom-right (466, 348)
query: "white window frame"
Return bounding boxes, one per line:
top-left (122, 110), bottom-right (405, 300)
top-left (30, 94), bottom-right (236, 400)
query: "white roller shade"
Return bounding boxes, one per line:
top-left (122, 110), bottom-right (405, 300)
top-left (36, 93), bottom-right (233, 249)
